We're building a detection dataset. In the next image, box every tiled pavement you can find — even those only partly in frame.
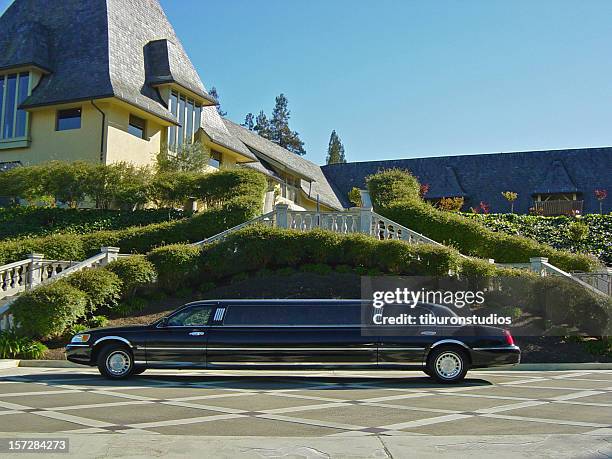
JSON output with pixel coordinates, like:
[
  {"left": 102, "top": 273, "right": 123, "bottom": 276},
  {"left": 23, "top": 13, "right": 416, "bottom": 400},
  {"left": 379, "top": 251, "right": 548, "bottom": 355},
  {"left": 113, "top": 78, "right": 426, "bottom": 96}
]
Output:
[{"left": 0, "top": 368, "right": 610, "bottom": 437}]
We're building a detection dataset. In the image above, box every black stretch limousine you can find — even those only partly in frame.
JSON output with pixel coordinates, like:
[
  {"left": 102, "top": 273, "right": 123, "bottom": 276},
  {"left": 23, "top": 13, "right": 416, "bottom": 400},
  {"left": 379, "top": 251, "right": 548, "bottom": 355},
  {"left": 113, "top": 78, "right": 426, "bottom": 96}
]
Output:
[{"left": 66, "top": 300, "right": 520, "bottom": 383}]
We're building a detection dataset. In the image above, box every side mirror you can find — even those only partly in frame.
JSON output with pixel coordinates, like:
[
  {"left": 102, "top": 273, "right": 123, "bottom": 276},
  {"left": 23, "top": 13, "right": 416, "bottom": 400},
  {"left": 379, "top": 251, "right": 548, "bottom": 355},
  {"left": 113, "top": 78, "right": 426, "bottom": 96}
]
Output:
[{"left": 158, "top": 317, "right": 169, "bottom": 328}]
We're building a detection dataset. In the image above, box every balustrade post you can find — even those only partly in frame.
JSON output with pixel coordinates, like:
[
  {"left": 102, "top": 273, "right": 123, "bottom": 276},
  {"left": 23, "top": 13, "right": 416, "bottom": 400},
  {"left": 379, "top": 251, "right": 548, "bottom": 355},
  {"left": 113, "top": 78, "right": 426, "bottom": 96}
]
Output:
[
  {"left": 100, "top": 247, "right": 120, "bottom": 266},
  {"left": 529, "top": 257, "right": 548, "bottom": 276},
  {"left": 275, "top": 204, "right": 289, "bottom": 229},
  {"left": 27, "top": 253, "right": 44, "bottom": 290},
  {"left": 358, "top": 208, "right": 373, "bottom": 235}
]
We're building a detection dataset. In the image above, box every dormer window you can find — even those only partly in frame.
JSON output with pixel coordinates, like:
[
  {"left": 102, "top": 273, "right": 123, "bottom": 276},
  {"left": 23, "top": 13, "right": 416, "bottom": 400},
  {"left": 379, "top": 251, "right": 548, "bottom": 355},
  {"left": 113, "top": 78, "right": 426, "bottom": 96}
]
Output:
[
  {"left": 0, "top": 72, "right": 31, "bottom": 142},
  {"left": 168, "top": 90, "right": 202, "bottom": 151}
]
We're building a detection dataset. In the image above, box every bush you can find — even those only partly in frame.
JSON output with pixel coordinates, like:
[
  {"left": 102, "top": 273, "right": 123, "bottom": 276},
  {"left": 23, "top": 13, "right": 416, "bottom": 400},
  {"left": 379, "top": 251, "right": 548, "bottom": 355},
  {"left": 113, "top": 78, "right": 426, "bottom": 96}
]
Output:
[
  {"left": 366, "top": 168, "right": 421, "bottom": 209},
  {"left": 366, "top": 170, "right": 601, "bottom": 272},
  {"left": 64, "top": 269, "right": 123, "bottom": 315},
  {"left": 0, "top": 207, "right": 187, "bottom": 241},
  {"left": 111, "top": 298, "right": 147, "bottom": 317},
  {"left": 463, "top": 213, "right": 611, "bottom": 265},
  {"left": 106, "top": 256, "right": 157, "bottom": 299},
  {"left": 0, "top": 330, "right": 47, "bottom": 359},
  {"left": 11, "top": 280, "right": 87, "bottom": 339},
  {"left": 0, "top": 168, "right": 267, "bottom": 265},
  {"left": 147, "top": 244, "right": 202, "bottom": 292},
  {"left": 89, "top": 315, "right": 109, "bottom": 328}
]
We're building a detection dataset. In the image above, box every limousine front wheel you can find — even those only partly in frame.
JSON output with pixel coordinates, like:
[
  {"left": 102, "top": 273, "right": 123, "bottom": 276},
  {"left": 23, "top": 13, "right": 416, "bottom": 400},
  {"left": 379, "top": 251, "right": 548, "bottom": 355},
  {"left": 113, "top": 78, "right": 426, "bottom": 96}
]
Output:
[
  {"left": 97, "top": 344, "right": 134, "bottom": 379},
  {"left": 427, "top": 347, "right": 468, "bottom": 383}
]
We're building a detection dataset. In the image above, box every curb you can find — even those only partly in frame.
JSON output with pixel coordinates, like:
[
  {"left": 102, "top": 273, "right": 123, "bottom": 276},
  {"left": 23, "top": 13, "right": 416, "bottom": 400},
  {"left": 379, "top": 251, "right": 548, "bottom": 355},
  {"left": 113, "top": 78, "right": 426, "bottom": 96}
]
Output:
[
  {"left": 0, "top": 359, "right": 19, "bottom": 369},
  {"left": 18, "top": 360, "right": 81, "bottom": 368},
  {"left": 12, "top": 360, "right": 612, "bottom": 370},
  {"left": 479, "top": 362, "right": 612, "bottom": 371}
]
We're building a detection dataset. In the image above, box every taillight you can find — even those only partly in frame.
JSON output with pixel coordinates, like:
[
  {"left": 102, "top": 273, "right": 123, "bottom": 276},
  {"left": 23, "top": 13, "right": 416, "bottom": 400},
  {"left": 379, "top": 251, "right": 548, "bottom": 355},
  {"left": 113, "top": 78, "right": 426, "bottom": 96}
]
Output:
[{"left": 504, "top": 329, "right": 514, "bottom": 346}]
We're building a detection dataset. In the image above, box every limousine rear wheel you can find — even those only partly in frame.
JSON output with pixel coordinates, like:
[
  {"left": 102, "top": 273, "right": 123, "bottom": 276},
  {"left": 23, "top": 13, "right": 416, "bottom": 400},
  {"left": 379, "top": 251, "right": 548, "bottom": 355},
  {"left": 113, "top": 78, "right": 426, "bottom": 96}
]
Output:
[
  {"left": 97, "top": 344, "right": 134, "bottom": 379},
  {"left": 427, "top": 347, "right": 468, "bottom": 383}
]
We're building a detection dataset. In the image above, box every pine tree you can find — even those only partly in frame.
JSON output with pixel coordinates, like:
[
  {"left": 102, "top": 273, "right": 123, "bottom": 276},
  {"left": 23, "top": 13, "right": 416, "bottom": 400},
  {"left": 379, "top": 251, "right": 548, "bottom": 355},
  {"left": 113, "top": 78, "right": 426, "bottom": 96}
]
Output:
[
  {"left": 269, "top": 94, "right": 306, "bottom": 156},
  {"left": 254, "top": 111, "right": 272, "bottom": 139},
  {"left": 326, "top": 130, "right": 346, "bottom": 164},
  {"left": 208, "top": 86, "right": 227, "bottom": 117},
  {"left": 242, "top": 113, "right": 255, "bottom": 130}
]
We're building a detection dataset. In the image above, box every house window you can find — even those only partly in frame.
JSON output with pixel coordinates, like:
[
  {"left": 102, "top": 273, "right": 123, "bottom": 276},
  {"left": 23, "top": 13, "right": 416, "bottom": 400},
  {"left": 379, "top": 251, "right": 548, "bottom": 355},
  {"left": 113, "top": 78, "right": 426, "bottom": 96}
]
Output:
[
  {"left": 0, "top": 72, "right": 31, "bottom": 140},
  {"left": 208, "top": 151, "right": 221, "bottom": 168},
  {"left": 128, "top": 114, "right": 146, "bottom": 139},
  {"left": 56, "top": 108, "right": 81, "bottom": 131},
  {"left": 167, "top": 90, "right": 202, "bottom": 151}
]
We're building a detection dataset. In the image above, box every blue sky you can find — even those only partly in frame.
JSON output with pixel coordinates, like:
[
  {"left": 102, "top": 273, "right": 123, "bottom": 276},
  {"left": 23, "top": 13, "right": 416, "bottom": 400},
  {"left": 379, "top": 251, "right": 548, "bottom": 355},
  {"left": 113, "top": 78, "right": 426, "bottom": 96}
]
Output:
[{"left": 3, "top": 1, "right": 612, "bottom": 165}]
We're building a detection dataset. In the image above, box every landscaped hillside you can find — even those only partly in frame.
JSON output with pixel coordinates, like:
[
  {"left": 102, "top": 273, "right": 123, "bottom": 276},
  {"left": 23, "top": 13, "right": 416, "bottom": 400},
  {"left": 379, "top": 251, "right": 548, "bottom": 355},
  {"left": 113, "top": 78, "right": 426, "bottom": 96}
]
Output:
[
  {"left": 464, "top": 213, "right": 611, "bottom": 266},
  {"left": 0, "top": 165, "right": 267, "bottom": 265},
  {"left": 366, "top": 169, "right": 602, "bottom": 272},
  {"left": 0, "top": 207, "right": 187, "bottom": 241}
]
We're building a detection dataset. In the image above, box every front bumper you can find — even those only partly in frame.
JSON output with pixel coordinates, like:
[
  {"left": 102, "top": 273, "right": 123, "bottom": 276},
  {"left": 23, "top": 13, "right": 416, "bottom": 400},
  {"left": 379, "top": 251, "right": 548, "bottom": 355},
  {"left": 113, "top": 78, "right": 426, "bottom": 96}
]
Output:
[
  {"left": 65, "top": 344, "right": 93, "bottom": 365},
  {"left": 471, "top": 345, "right": 521, "bottom": 368}
]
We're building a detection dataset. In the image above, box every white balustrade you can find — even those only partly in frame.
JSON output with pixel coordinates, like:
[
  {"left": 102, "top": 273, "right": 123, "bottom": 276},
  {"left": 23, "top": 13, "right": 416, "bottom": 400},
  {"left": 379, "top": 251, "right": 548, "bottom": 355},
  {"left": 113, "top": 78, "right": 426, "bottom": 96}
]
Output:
[{"left": 0, "top": 247, "right": 122, "bottom": 330}]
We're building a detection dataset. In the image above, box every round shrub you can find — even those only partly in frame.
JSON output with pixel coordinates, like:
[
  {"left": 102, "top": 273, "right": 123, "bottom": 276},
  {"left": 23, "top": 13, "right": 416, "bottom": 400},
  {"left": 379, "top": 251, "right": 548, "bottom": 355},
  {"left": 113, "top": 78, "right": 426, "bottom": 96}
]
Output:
[
  {"left": 11, "top": 280, "right": 87, "bottom": 339},
  {"left": 106, "top": 256, "right": 157, "bottom": 299},
  {"left": 147, "top": 244, "right": 202, "bottom": 292},
  {"left": 365, "top": 168, "right": 421, "bottom": 208},
  {"left": 64, "top": 268, "right": 123, "bottom": 314}
]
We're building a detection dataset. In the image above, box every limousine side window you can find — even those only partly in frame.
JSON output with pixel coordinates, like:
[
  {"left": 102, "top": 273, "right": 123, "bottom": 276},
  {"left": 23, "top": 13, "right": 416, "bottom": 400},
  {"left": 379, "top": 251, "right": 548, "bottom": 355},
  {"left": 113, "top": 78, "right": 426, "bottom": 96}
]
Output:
[
  {"left": 223, "top": 305, "right": 362, "bottom": 326},
  {"left": 167, "top": 306, "right": 213, "bottom": 327}
]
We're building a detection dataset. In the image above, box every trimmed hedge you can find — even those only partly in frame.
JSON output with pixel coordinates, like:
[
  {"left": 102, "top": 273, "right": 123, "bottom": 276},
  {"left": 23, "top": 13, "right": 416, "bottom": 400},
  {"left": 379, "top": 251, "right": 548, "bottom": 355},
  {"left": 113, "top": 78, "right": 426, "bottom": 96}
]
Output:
[
  {"left": 0, "top": 207, "right": 186, "bottom": 241},
  {"left": 11, "top": 280, "right": 87, "bottom": 339},
  {"left": 199, "top": 226, "right": 486, "bottom": 279},
  {"left": 64, "top": 269, "right": 123, "bottom": 315},
  {"left": 0, "top": 169, "right": 267, "bottom": 265},
  {"left": 463, "top": 213, "right": 612, "bottom": 265},
  {"left": 106, "top": 256, "right": 157, "bottom": 300},
  {"left": 365, "top": 170, "right": 601, "bottom": 272},
  {"left": 148, "top": 244, "right": 201, "bottom": 292}
]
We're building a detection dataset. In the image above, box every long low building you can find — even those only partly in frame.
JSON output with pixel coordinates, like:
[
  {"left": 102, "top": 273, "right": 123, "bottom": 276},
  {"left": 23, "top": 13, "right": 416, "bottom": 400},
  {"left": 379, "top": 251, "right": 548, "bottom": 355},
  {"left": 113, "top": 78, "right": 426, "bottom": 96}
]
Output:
[{"left": 321, "top": 147, "right": 612, "bottom": 215}]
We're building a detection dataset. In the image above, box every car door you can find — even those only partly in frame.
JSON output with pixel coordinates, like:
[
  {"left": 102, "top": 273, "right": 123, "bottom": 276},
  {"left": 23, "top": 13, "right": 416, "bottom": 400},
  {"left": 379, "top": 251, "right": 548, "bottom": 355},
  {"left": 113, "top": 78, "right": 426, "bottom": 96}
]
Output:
[
  {"left": 377, "top": 304, "right": 430, "bottom": 368},
  {"left": 206, "top": 303, "right": 378, "bottom": 369},
  {"left": 145, "top": 304, "right": 213, "bottom": 368}
]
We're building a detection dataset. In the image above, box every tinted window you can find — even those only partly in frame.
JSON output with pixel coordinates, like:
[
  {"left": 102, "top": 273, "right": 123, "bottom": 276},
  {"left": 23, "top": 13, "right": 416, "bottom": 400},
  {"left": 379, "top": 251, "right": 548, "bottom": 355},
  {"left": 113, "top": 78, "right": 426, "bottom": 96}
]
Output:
[
  {"left": 128, "top": 114, "right": 146, "bottom": 139},
  {"left": 168, "top": 305, "right": 213, "bottom": 326},
  {"left": 15, "top": 73, "right": 29, "bottom": 137},
  {"left": 56, "top": 108, "right": 81, "bottom": 131},
  {"left": 2, "top": 74, "right": 16, "bottom": 139},
  {"left": 224, "top": 304, "right": 361, "bottom": 326}
]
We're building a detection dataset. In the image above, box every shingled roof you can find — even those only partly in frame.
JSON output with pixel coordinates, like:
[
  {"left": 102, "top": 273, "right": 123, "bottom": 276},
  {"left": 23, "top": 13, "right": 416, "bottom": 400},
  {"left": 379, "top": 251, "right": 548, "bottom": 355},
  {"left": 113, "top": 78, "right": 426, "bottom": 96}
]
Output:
[
  {"left": 223, "top": 119, "right": 344, "bottom": 210},
  {"left": 0, "top": 0, "right": 214, "bottom": 123},
  {"left": 322, "top": 147, "right": 612, "bottom": 214}
]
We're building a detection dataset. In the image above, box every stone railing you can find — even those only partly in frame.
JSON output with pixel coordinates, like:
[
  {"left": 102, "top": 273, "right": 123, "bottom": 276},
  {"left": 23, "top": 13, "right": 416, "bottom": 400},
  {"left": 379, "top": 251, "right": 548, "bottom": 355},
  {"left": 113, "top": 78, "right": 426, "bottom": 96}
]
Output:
[
  {"left": 571, "top": 270, "right": 612, "bottom": 296},
  {"left": 285, "top": 209, "right": 361, "bottom": 234},
  {"left": 193, "top": 211, "right": 275, "bottom": 246},
  {"left": 0, "top": 247, "right": 121, "bottom": 331},
  {"left": 496, "top": 257, "right": 610, "bottom": 297}
]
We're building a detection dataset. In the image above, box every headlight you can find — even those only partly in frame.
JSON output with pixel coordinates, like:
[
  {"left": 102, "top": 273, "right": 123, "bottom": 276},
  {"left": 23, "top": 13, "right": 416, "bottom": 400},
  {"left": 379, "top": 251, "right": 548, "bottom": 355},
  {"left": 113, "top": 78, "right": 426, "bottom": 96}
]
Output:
[{"left": 71, "top": 334, "right": 91, "bottom": 344}]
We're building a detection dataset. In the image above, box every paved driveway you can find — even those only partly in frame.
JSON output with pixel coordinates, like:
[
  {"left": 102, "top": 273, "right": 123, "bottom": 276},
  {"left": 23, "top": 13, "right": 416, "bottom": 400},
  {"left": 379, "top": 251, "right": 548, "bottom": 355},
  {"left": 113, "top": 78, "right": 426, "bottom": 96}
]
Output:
[{"left": 0, "top": 368, "right": 610, "bottom": 437}]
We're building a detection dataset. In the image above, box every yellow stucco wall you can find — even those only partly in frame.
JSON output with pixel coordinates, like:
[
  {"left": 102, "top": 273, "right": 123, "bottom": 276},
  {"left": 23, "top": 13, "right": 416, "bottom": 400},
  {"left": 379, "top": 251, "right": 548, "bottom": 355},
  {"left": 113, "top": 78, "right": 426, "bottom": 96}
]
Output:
[
  {"left": 0, "top": 99, "right": 166, "bottom": 168},
  {"left": 104, "top": 102, "right": 164, "bottom": 167},
  {"left": 0, "top": 103, "right": 102, "bottom": 166}
]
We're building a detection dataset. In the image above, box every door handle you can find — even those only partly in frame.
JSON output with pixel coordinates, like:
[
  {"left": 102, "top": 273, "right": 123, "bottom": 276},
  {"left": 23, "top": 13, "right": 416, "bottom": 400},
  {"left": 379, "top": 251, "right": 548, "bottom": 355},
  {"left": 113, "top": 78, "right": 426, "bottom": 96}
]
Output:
[
  {"left": 420, "top": 330, "right": 436, "bottom": 335},
  {"left": 189, "top": 331, "right": 206, "bottom": 336}
]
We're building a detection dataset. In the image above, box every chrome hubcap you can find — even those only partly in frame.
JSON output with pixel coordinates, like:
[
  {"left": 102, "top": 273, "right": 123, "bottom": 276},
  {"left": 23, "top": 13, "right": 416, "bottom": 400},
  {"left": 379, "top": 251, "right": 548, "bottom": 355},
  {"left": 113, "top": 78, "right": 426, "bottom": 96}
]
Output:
[
  {"left": 435, "top": 352, "right": 462, "bottom": 379},
  {"left": 106, "top": 351, "right": 131, "bottom": 376}
]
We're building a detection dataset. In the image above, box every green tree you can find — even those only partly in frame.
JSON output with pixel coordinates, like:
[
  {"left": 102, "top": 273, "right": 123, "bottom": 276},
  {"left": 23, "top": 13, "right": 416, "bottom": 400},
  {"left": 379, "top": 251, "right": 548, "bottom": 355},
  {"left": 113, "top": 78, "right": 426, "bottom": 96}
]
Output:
[
  {"left": 326, "top": 130, "right": 346, "bottom": 164},
  {"left": 270, "top": 94, "right": 306, "bottom": 155},
  {"left": 208, "top": 86, "right": 227, "bottom": 117},
  {"left": 44, "top": 161, "right": 91, "bottom": 207},
  {"left": 156, "top": 141, "right": 211, "bottom": 173},
  {"left": 242, "top": 113, "right": 255, "bottom": 130},
  {"left": 254, "top": 111, "right": 272, "bottom": 139}
]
